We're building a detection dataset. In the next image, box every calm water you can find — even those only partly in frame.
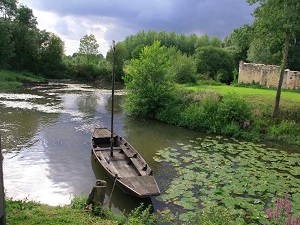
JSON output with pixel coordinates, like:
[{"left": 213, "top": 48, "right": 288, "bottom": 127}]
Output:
[{"left": 0, "top": 83, "right": 201, "bottom": 212}]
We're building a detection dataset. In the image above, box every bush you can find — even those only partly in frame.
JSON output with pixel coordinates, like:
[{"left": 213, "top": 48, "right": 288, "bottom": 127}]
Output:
[
  {"left": 267, "top": 120, "right": 300, "bottom": 145},
  {"left": 217, "top": 92, "right": 252, "bottom": 128},
  {"left": 124, "top": 41, "right": 175, "bottom": 118}
]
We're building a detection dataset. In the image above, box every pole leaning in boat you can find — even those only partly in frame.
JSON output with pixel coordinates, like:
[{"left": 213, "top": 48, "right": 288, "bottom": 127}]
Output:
[{"left": 110, "top": 40, "right": 116, "bottom": 157}]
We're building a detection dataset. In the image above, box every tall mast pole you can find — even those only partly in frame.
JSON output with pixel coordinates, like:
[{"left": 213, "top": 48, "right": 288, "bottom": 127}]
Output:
[{"left": 110, "top": 40, "right": 116, "bottom": 157}]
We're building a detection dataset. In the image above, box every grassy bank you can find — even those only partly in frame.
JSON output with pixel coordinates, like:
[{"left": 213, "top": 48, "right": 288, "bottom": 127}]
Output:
[
  {"left": 155, "top": 83, "right": 300, "bottom": 146},
  {"left": 5, "top": 197, "right": 237, "bottom": 225},
  {"left": 0, "top": 70, "right": 45, "bottom": 88},
  {"left": 5, "top": 198, "right": 122, "bottom": 225}
]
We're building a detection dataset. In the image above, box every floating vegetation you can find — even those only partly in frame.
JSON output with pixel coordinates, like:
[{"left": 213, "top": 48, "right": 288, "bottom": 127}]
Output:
[{"left": 154, "top": 137, "right": 300, "bottom": 224}]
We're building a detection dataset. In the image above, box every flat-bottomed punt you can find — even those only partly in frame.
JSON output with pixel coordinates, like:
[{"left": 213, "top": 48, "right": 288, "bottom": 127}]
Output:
[{"left": 91, "top": 127, "right": 160, "bottom": 198}]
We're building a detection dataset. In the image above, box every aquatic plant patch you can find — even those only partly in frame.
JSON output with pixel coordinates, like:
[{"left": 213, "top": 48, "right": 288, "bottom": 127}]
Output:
[{"left": 154, "top": 137, "right": 300, "bottom": 224}]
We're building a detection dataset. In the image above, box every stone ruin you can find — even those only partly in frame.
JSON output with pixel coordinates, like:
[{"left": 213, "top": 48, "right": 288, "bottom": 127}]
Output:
[{"left": 238, "top": 61, "right": 300, "bottom": 89}]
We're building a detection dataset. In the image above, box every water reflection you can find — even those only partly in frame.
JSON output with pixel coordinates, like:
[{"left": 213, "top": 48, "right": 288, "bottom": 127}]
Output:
[{"left": 0, "top": 83, "right": 202, "bottom": 212}]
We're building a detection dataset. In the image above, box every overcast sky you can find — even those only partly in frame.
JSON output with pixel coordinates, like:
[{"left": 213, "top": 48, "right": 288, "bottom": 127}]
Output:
[{"left": 18, "top": 0, "right": 256, "bottom": 56}]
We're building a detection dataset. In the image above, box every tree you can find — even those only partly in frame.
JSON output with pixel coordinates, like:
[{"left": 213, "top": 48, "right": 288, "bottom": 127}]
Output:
[
  {"left": 0, "top": 19, "right": 14, "bottom": 69},
  {"left": 224, "top": 24, "right": 254, "bottom": 62},
  {"left": 247, "top": 0, "right": 300, "bottom": 116},
  {"left": 15, "top": 4, "right": 37, "bottom": 29},
  {"left": 210, "top": 36, "right": 222, "bottom": 48},
  {"left": 106, "top": 42, "right": 127, "bottom": 81},
  {"left": 195, "top": 34, "right": 210, "bottom": 49},
  {"left": 0, "top": 0, "right": 18, "bottom": 19},
  {"left": 38, "top": 33, "right": 65, "bottom": 78},
  {"left": 195, "top": 46, "right": 235, "bottom": 83},
  {"left": 124, "top": 41, "right": 174, "bottom": 118},
  {"left": 9, "top": 4, "right": 39, "bottom": 72},
  {"left": 247, "top": 38, "right": 282, "bottom": 65},
  {"left": 169, "top": 50, "right": 197, "bottom": 84},
  {"left": 78, "top": 34, "right": 99, "bottom": 63}
]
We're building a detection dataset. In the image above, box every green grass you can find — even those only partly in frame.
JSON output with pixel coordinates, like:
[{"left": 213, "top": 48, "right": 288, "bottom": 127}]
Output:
[
  {"left": 5, "top": 198, "right": 121, "bottom": 225},
  {"left": 5, "top": 198, "right": 236, "bottom": 225},
  {"left": 0, "top": 70, "right": 45, "bottom": 87},
  {"left": 184, "top": 84, "right": 300, "bottom": 107}
]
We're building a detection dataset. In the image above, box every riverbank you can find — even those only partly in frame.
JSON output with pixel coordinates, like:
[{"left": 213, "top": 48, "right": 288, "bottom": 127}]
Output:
[
  {"left": 0, "top": 70, "right": 46, "bottom": 88},
  {"left": 5, "top": 197, "right": 122, "bottom": 225},
  {"left": 154, "top": 83, "right": 300, "bottom": 147},
  {"left": 5, "top": 196, "right": 235, "bottom": 225}
]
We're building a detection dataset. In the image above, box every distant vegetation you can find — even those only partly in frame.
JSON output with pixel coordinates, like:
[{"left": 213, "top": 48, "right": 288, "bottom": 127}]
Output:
[
  {"left": 0, "top": 70, "right": 45, "bottom": 87},
  {"left": 1, "top": 0, "right": 299, "bottom": 86},
  {"left": 1, "top": 0, "right": 300, "bottom": 145}
]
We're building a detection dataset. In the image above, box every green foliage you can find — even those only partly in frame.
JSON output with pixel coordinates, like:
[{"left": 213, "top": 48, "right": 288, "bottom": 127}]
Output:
[
  {"left": 218, "top": 92, "right": 252, "bottom": 127},
  {"left": 0, "top": 19, "right": 14, "bottom": 69},
  {"left": 169, "top": 52, "right": 197, "bottom": 84},
  {"left": 267, "top": 120, "right": 300, "bottom": 145},
  {"left": 247, "top": 39, "right": 282, "bottom": 65},
  {"left": 154, "top": 137, "right": 300, "bottom": 224},
  {"left": 224, "top": 24, "right": 254, "bottom": 63},
  {"left": 123, "top": 30, "right": 211, "bottom": 60},
  {"left": 195, "top": 46, "right": 235, "bottom": 83},
  {"left": 0, "top": 0, "right": 18, "bottom": 19},
  {"left": 70, "top": 195, "right": 88, "bottom": 210},
  {"left": 246, "top": 0, "right": 300, "bottom": 67},
  {"left": 106, "top": 42, "right": 127, "bottom": 81},
  {"left": 124, "top": 41, "right": 175, "bottom": 118},
  {"left": 126, "top": 203, "right": 158, "bottom": 225},
  {"left": 15, "top": 5, "right": 37, "bottom": 28},
  {"left": 159, "top": 90, "right": 253, "bottom": 137},
  {"left": 5, "top": 198, "right": 122, "bottom": 225},
  {"left": 38, "top": 33, "right": 65, "bottom": 79},
  {"left": 0, "top": 69, "right": 45, "bottom": 87},
  {"left": 79, "top": 34, "right": 99, "bottom": 56}
]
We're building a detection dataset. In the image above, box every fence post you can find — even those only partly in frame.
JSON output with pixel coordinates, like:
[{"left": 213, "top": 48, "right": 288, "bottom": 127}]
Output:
[
  {"left": 85, "top": 180, "right": 106, "bottom": 210},
  {"left": 0, "top": 133, "right": 6, "bottom": 225}
]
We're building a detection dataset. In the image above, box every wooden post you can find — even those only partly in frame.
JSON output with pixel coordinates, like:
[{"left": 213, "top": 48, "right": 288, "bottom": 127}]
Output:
[
  {"left": 0, "top": 133, "right": 6, "bottom": 225},
  {"left": 110, "top": 40, "right": 116, "bottom": 158},
  {"left": 85, "top": 180, "right": 106, "bottom": 209}
]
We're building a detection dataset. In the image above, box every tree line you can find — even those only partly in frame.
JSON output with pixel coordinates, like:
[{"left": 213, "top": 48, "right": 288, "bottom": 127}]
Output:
[{"left": 0, "top": 0, "right": 299, "bottom": 90}]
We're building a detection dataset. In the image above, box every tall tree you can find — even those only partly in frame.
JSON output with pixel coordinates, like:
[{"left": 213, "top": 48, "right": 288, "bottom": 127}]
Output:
[
  {"left": 106, "top": 42, "right": 127, "bottom": 81},
  {"left": 38, "top": 33, "right": 65, "bottom": 78},
  {"left": 0, "top": 19, "right": 14, "bottom": 69},
  {"left": 247, "top": 0, "right": 300, "bottom": 116},
  {"left": 224, "top": 24, "right": 254, "bottom": 62},
  {"left": 15, "top": 4, "right": 37, "bottom": 28},
  {"left": 195, "top": 46, "right": 235, "bottom": 82},
  {"left": 78, "top": 34, "right": 99, "bottom": 63},
  {"left": 0, "top": 0, "right": 18, "bottom": 19},
  {"left": 10, "top": 4, "right": 39, "bottom": 72}
]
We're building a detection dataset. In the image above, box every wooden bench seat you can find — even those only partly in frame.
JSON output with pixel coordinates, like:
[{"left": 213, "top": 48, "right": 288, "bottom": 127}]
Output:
[
  {"left": 130, "top": 158, "right": 148, "bottom": 176},
  {"left": 120, "top": 144, "right": 137, "bottom": 158}
]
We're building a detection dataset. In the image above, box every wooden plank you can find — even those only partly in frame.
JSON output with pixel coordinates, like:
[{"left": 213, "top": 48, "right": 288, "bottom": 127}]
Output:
[
  {"left": 120, "top": 144, "right": 137, "bottom": 158},
  {"left": 130, "top": 158, "right": 148, "bottom": 176},
  {"left": 93, "top": 128, "right": 116, "bottom": 139},
  {"left": 120, "top": 176, "right": 160, "bottom": 197}
]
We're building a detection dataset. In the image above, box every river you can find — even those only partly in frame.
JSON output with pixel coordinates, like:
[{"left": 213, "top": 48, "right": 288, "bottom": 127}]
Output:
[{"left": 0, "top": 82, "right": 201, "bottom": 213}]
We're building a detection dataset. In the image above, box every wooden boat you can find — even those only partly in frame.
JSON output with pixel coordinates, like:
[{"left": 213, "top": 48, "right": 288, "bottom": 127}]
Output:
[
  {"left": 91, "top": 127, "right": 160, "bottom": 198},
  {"left": 91, "top": 41, "right": 160, "bottom": 198}
]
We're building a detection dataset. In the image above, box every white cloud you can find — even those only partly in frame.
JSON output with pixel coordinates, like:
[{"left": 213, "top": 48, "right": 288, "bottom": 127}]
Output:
[{"left": 18, "top": 0, "right": 256, "bottom": 56}]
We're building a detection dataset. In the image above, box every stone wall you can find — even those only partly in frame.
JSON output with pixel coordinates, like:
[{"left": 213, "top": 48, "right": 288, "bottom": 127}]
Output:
[{"left": 238, "top": 61, "right": 300, "bottom": 89}]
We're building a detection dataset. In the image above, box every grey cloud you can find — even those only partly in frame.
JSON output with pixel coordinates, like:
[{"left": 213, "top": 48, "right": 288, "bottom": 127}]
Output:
[
  {"left": 24, "top": 0, "right": 255, "bottom": 38},
  {"left": 20, "top": 0, "right": 256, "bottom": 54}
]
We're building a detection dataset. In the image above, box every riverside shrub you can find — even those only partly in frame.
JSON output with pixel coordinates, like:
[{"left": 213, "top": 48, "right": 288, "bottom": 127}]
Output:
[{"left": 178, "top": 92, "right": 253, "bottom": 135}]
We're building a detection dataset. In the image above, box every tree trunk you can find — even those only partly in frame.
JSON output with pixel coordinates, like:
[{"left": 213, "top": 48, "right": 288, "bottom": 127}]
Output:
[{"left": 273, "top": 32, "right": 290, "bottom": 117}]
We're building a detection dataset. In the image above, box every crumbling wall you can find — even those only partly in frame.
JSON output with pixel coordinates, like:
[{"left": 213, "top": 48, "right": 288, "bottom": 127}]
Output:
[{"left": 238, "top": 61, "right": 300, "bottom": 89}]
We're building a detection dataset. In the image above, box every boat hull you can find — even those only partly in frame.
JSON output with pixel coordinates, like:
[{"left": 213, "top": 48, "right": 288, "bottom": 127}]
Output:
[{"left": 91, "top": 128, "right": 160, "bottom": 198}]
